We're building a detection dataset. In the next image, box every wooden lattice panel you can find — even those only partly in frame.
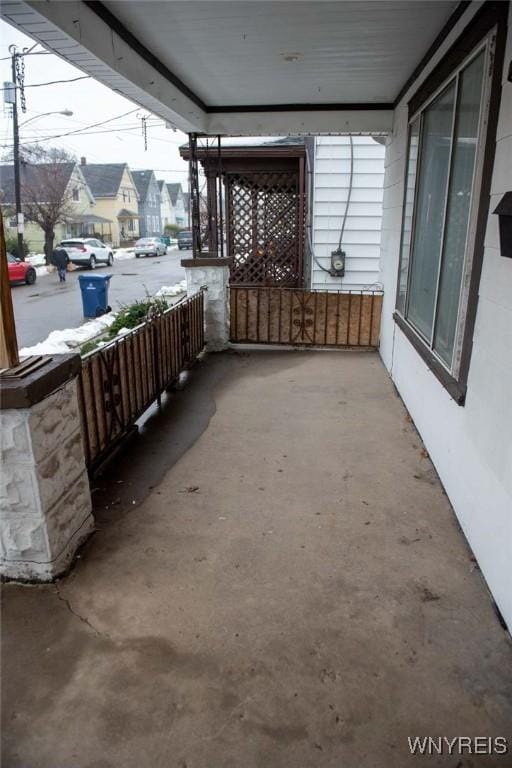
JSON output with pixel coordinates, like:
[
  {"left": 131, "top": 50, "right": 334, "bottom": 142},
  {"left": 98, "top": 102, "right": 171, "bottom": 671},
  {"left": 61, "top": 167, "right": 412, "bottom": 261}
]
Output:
[
  {"left": 230, "top": 287, "right": 383, "bottom": 347},
  {"left": 227, "top": 171, "right": 302, "bottom": 286}
]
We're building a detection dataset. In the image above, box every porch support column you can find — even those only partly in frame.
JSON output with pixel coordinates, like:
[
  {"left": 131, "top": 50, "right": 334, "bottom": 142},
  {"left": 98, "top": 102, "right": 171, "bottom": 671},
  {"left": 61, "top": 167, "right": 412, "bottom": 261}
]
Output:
[
  {"left": 0, "top": 355, "right": 94, "bottom": 581},
  {"left": 181, "top": 257, "right": 232, "bottom": 352},
  {"left": 206, "top": 169, "right": 218, "bottom": 254}
]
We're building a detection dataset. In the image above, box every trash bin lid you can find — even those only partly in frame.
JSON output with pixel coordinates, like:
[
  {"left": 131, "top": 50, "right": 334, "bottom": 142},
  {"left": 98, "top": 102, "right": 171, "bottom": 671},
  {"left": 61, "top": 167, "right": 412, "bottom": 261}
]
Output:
[{"left": 78, "top": 273, "right": 113, "bottom": 283}]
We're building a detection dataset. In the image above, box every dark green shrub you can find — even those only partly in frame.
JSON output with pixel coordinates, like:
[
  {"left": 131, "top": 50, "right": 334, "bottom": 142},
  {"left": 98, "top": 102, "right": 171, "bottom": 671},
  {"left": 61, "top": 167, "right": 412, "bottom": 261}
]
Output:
[{"left": 5, "top": 235, "right": 29, "bottom": 259}]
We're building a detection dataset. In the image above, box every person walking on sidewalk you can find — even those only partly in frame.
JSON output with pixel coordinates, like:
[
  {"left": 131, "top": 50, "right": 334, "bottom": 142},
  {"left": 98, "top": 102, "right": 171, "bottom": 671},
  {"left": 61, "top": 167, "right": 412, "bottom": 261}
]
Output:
[{"left": 51, "top": 245, "right": 70, "bottom": 283}]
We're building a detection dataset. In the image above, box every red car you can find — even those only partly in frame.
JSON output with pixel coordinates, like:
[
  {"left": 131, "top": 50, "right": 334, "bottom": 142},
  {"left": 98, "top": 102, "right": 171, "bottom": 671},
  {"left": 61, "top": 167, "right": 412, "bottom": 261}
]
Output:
[{"left": 7, "top": 253, "right": 37, "bottom": 285}]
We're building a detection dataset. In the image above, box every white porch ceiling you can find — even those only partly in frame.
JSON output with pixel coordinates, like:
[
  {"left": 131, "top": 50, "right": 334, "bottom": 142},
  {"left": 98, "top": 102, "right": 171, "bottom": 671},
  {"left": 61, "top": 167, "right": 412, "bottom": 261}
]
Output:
[
  {"left": 1, "top": 0, "right": 462, "bottom": 135},
  {"left": 105, "top": 0, "right": 459, "bottom": 107}
]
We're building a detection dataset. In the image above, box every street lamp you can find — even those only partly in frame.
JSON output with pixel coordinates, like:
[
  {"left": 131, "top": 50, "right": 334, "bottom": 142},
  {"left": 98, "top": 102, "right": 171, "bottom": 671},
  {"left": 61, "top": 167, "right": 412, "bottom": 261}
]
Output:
[{"left": 19, "top": 109, "right": 73, "bottom": 127}]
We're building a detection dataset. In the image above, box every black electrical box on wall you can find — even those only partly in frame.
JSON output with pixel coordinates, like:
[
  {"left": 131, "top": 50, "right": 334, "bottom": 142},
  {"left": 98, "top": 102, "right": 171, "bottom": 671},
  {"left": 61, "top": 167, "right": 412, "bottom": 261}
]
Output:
[{"left": 493, "top": 192, "right": 512, "bottom": 259}]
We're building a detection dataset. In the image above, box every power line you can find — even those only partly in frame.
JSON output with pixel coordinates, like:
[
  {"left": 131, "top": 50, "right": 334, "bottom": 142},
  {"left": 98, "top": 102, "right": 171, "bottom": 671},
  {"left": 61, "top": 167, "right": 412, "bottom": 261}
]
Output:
[
  {"left": 1, "top": 120, "right": 184, "bottom": 148},
  {"left": 10, "top": 108, "right": 140, "bottom": 146},
  {"left": 0, "top": 75, "right": 90, "bottom": 90},
  {"left": 18, "top": 121, "right": 161, "bottom": 136},
  {"left": 0, "top": 51, "right": 51, "bottom": 61}
]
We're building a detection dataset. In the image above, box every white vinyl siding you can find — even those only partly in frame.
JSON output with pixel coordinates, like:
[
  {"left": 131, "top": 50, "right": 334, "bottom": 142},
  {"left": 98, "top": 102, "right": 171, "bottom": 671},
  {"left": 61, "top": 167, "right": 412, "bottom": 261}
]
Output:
[
  {"left": 311, "top": 136, "right": 386, "bottom": 291},
  {"left": 379, "top": 4, "right": 512, "bottom": 630}
]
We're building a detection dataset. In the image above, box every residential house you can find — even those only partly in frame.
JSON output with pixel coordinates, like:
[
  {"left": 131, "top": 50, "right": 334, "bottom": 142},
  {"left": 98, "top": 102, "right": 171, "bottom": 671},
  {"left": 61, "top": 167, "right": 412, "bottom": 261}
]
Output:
[
  {"left": 0, "top": 161, "right": 99, "bottom": 252},
  {"left": 80, "top": 160, "right": 140, "bottom": 246},
  {"left": 13, "top": 0, "right": 509, "bottom": 631},
  {"left": 2, "top": 1, "right": 512, "bottom": 761},
  {"left": 157, "top": 180, "right": 173, "bottom": 229},
  {"left": 132, "top": 170, "right": 162, "bottom": 237},
  {"left": 182, "top": 191, "right": 190, "bottom": 228},
  {"left": 309, "top": 136, "right": 386, "bottom": 291},
  {"left": 180, "top": 136, "right": 385, "bottom": 287},
  {"left": 167, "top": 182, "right": 186, "bottom": 227}
]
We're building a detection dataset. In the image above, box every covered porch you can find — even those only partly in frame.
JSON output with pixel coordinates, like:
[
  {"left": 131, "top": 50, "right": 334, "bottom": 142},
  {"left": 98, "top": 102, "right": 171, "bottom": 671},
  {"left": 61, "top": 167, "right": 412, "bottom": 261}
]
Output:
[
  {"left": 1, "top": 1, "right": 511, "bottom": 764},
  {"left": 65, "top": 213, "right": 114, "bottom": 242},
  {"left": 3, "top": 350, "right": 511, "bottom": 767},
  {"left": 117, "top": 208, "right": 141, "bottom": 246}
]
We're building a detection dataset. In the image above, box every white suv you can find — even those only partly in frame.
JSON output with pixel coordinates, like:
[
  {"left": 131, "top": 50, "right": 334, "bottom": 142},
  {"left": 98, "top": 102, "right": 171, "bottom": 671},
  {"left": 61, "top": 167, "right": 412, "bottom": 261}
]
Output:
[{"left": 60, "top": 238, "right": 114, "bottom": 269}]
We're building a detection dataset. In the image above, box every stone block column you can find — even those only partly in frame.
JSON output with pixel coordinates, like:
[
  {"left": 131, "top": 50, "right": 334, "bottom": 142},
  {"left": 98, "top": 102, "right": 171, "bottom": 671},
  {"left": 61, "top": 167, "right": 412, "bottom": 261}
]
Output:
[
  {"left": 0, "top": 355, "right": 94, "bottom": 581},
  {"left": 181, "top": 257, "right": 231, "bottom": 352}
]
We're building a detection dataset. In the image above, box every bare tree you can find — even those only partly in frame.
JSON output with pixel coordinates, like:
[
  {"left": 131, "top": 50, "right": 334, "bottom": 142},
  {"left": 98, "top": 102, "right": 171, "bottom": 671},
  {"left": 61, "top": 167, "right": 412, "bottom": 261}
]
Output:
[{"left": 18, "top": 145, "right": 78, "bottom": 263}]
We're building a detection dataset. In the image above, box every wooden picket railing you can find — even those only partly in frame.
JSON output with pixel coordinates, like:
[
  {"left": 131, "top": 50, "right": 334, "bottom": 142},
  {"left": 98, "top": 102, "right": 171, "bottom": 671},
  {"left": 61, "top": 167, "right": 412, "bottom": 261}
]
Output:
[
  {"left": 77, "top": 290, "right": 204, "bottom": 470},
  {"left": 230, "top": 286, "right": 383, "bottom": 347}
]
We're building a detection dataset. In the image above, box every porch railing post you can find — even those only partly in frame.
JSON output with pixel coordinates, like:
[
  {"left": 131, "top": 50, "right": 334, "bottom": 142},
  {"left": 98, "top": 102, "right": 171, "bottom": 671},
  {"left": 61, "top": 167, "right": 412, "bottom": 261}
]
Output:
[{"left": 182, "top": 257, "right": 232, "bottom": 351}]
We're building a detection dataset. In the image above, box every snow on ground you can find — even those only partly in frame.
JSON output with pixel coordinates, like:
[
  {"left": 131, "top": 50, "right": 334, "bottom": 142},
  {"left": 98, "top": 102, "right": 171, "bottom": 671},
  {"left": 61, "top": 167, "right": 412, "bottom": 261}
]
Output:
[
  {"left": 19, "top": 280, "right": 189, "bottom": 357},
  {"left": 112, "top": 247, "right": 136, "bottom": 261},
  {"left": 26, "top": 253, "right": 46, "bottom": 267},
  {"left": 20, "top": 312, "right": 118, "bottom": 357},
  {"left": 155, "top": 280, "right": 187, "bottom": 297}
]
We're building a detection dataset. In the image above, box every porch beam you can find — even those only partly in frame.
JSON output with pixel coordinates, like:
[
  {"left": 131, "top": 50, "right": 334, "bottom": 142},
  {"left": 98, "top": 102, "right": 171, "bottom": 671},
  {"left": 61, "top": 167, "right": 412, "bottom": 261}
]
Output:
[
  {"left": 206, "top": 109, "right": 394, "bottom": 136},
  {"left": 5, "top": 0, "right": 207, "bottom": 134},
  {"left": 0, "top": 215, "right": 19, "bottom": 370}
]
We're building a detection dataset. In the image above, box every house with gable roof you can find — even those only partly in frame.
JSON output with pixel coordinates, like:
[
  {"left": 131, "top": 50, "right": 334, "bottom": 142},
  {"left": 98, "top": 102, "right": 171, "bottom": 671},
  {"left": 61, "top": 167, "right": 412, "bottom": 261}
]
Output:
[
  {"left": 157, "top": 180, "right": 173, "bottom": 230},
  {"left": 167, "top": 183, "right": 186, "bottom": 227},
  {"left": 132, "top": 170, "right": 162, "bottom": 237},
  {"left": 80, "top": 159, "right": 140, "bottom": 246},
  {"left": 0, "top": 159, "right": 100, "bottom": 253}
]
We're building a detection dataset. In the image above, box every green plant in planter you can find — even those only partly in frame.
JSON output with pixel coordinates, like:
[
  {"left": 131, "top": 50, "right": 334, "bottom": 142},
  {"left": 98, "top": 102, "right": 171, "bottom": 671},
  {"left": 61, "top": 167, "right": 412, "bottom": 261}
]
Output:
[
  {"left": 80, "top": 294, "right": 170, "bottom": 356},
  {"left": 106, "top": 296, "right": 169, "bottom": 339},
  {"left": 80, "top": 339, "right": 101, "bottom": 355}
]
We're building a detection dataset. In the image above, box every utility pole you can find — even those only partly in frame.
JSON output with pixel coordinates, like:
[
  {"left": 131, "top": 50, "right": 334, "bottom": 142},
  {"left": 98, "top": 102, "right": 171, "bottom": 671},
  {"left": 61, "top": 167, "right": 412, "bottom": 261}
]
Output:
[{"left": 9, "top": 46, "right": 25, "bottom": 261}]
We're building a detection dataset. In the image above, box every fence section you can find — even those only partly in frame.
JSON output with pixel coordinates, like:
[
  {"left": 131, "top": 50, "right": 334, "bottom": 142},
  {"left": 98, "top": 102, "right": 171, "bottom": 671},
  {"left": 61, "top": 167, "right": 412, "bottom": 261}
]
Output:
[
  {"left": 230, "top": 287, "right": 383, "bottom": 347},
  {"left": 77, "top": 290, "right": 204, "bottom": 470}
]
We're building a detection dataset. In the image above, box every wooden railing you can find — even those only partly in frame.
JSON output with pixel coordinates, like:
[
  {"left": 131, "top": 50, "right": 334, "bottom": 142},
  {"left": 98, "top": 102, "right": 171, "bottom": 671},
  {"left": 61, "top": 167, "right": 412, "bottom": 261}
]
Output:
[
  {"left": 77, "top": 290, "right": 204, "bottom": 471},
  {"left": 230, "top": 286, "right": 383, "bottom": 347}
]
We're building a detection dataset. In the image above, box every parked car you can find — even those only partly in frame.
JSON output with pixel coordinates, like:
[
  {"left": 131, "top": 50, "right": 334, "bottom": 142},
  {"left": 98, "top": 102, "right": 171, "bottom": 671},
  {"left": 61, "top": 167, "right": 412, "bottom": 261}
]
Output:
[
  {"left": 7, "top": 253, "right": 37, "bottom": 285},
  {"left": 134, "top": 237, "right": 167, "bottom": 258},
  {"left": 59, "top": 238, "right": 113, "bottom": 269},
  {"left": 177, "top": 230, "right": 193, "bottom": 250}
]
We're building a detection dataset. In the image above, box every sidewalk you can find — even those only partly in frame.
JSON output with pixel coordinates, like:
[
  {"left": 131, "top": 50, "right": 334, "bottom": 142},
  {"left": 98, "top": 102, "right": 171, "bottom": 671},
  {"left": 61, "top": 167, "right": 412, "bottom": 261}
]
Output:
[{"left": 3, "top": 350, "right": 511, "bottom": 768}]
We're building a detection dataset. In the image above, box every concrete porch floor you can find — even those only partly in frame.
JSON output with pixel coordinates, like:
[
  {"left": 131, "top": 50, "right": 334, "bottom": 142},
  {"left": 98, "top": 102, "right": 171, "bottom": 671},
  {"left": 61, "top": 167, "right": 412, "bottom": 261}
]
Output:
[{"left": 2, "top": 350, "right": 511, "bottom": 768}]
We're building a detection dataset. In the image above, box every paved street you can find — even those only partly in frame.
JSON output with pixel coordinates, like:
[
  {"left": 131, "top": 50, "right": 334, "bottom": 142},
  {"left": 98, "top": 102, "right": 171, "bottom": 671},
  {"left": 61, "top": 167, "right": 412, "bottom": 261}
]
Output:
[{"left": 11, "top": 249, "right": 189, "bottom": 348}]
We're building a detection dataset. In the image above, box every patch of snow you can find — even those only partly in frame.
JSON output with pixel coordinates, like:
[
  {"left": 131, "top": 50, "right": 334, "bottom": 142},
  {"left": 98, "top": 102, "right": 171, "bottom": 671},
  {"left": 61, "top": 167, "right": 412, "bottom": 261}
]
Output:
[
  {"left": 113, "top": 248, "right": 136, "bottom": 261},
  {"left": 26, "top": 253, "right": 46, "bottom": 267},
  {"left": 155, "top": 280, "right": 187, "bottom": 297},
  {"left": 35, "top": 265, "right": 51, "bottom": 277},
  {"left": 113, "top": 326, "right": 131, "bottom": 337},
  {"left": 20, "top": 312, "right": 117, "bottom": 357},
  {"left": 19, "top": 280, "right": 188, "bottom": 358}
]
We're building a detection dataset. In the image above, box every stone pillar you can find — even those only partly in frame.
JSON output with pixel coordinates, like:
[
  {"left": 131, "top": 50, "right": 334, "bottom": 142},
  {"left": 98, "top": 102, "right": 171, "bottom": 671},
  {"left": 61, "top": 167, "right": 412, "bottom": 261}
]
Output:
[
  {"left": 181, "top": 257, "right": 231, "bottom": 352},
  {"left": 0, "top": 355, "right": 94, "bottom": 581}
]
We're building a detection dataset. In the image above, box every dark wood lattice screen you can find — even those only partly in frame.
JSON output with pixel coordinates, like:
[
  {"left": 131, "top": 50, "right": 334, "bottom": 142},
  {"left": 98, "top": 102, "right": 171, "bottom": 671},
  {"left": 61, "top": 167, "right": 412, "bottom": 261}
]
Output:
[{"left": 227, "top": 171, "right": 303, "bottom": 286}]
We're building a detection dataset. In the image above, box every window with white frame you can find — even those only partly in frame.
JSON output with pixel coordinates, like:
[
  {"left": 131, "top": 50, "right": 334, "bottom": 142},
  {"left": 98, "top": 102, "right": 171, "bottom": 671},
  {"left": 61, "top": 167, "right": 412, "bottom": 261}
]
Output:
[
  {"left": 72, "top": 187, "right": 80, "bottom": 201},
  {"left": 396, "top": 38, "right": 492, "bottom": 377}
]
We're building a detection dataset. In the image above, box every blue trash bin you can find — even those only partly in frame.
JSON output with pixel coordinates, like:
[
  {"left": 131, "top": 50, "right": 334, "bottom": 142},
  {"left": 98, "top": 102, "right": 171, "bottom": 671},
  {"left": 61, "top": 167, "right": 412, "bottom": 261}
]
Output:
[{"left": 78, "top": 274, "right": 113, "bottom": 318}]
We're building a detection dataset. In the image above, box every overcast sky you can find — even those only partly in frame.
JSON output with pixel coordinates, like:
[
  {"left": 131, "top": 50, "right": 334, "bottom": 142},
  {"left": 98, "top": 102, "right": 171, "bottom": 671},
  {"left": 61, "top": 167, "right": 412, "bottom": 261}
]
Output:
[
  {"left": 0, "top": 18, "right": 191, "bottom": 184},
  {"left": 0, "top": 15, "right": 279, "bottom": 193}
]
